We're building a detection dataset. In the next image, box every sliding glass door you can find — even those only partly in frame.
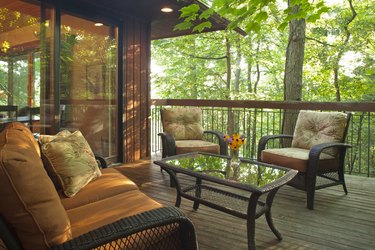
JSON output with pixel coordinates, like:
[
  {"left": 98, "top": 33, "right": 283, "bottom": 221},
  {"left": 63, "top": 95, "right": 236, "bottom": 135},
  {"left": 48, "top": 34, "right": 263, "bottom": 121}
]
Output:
[
  {"left": 0, "top": 0, "right": 119, "bottom": 159},
  {"left": 59, "top": 12, "right": 118, "bottom": 158}
]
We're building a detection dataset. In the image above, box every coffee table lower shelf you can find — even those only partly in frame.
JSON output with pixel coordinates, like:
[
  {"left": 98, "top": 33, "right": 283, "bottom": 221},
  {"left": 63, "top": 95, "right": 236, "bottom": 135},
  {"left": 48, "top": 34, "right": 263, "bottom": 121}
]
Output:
[
  {"left": 181, "top": 184, "right": 268, "bottom": 219},
  {"left": 174, "top": 181, "right": 282, "bottom": 250}
]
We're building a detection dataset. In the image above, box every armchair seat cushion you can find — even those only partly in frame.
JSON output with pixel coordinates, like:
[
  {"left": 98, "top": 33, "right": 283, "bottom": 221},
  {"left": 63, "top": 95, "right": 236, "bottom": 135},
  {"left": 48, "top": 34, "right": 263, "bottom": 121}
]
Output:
[
  {"left": 176, "top": 140, "right": 220, "bottom": 155},
  {"left": 261, "top": 147, "right": 339, "bottom": 172}
]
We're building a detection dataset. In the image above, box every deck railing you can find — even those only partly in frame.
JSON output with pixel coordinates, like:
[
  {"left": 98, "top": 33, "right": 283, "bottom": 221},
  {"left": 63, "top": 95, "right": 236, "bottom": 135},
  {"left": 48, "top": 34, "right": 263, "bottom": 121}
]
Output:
[{"left": 151, "top": 99, "right": 375, "bottom": 177}]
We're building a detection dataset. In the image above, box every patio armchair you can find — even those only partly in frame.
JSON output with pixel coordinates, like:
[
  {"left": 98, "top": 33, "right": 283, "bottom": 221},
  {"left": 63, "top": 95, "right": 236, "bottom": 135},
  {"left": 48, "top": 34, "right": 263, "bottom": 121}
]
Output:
[
  {"left": 257, "top": 110, "right": 352, "bottom": 210},
  {"left": 0, "top": 105, "right": 17, "bottom": 118},
  {"left": 158, "top": 107, "right": 227, "bottom": 158}
]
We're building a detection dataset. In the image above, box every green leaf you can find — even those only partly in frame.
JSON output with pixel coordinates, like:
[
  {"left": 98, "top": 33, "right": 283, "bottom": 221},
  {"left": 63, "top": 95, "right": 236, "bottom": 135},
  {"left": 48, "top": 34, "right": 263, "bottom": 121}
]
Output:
[
  {"left": 277, "top": 22, "right": 288, "bottom": 31},
  {"left": 227, "top": 19, "right": 240, "bottom": 30},
  {"left": 179, "top": 4, "right": 200, "bottom": 18},
  {"left": 174, "top": 21, "right": 193, "bottom": 31},
  {"left": 192, "top": 21, "right": 213, "bottom": 32},
  {"left": 199, "top": 8, "right": 214, "bottom": 20},
  {"left": 306, "top": 13, "right": 320, "bottom": 23},
  {"left": 254, "top": 11, "right": 269, "bottom": 22},
  {"left": 245, "top": 22, "right": 260, "bottom": 33}
]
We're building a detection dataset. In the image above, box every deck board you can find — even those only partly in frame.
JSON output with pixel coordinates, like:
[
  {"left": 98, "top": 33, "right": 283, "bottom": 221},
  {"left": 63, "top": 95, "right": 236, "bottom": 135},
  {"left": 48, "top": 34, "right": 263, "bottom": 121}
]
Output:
[{"left": 114, "top": 160, "right": 375, "bottom": 250}]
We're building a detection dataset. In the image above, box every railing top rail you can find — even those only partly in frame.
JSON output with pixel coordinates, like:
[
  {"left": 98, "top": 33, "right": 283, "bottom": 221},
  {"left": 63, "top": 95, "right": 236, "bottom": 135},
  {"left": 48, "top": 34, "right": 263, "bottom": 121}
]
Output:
[{"left": 151, "top": 99, "right": 375, "bottom": 112}]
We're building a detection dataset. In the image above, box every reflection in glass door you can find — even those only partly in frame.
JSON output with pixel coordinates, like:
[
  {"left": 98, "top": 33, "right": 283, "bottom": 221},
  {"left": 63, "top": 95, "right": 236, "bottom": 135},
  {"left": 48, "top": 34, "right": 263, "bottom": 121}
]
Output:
[{"left": 60, "top": 13, "right": 118, "bottom": 158}]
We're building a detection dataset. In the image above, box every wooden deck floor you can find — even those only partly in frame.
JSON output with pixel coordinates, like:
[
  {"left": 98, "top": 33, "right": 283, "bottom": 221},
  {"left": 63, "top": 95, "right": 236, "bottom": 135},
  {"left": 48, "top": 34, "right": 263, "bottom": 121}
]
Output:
[{"left": 114, "top": 159, "right": 375, "bottom": 250}]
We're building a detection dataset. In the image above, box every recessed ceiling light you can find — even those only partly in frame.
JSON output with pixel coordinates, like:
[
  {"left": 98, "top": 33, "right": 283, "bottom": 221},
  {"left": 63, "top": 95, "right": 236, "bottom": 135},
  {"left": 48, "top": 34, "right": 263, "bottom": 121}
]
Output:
[
  {"left": 94, "top": 23, "right": 103, "bottom": 27},
  {"left": 161, "top": 7, "right": 173, "bottom": 13}
]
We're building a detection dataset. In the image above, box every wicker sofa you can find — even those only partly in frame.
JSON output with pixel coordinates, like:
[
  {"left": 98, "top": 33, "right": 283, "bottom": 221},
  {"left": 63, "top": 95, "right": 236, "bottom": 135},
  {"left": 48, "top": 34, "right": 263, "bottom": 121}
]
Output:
[{"left": 0, "top": 122, "right": 197, "bottom": 250}]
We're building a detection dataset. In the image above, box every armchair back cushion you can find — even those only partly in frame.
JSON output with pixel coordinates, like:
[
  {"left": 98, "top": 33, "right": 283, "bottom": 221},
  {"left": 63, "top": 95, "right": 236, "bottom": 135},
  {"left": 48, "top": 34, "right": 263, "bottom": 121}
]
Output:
[
  {"left": 161, "top": 108, "right": 204, "bottom": 140},
  {"left": 291, "top": 111, "right": 348, "bottom": 157},
  {"left": 0, "top": 122, "right": 72, "bottom": 250}
]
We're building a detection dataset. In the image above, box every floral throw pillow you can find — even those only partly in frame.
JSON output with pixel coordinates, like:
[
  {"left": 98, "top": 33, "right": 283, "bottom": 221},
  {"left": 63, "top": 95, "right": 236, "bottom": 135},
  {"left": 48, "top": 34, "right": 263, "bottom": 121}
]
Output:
[
  {"left": 39, "top": 130, "right": 72, "bottom": 190},
  {"left": 41, "top": 130, "right": 101, "bottom": 197}
]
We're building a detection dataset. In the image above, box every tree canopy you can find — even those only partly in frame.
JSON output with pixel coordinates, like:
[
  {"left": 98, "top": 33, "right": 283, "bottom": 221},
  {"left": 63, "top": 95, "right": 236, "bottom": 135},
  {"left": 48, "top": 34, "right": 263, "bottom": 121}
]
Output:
[{"left": 151, "top": 0, "right": 374, "bottom": 102}]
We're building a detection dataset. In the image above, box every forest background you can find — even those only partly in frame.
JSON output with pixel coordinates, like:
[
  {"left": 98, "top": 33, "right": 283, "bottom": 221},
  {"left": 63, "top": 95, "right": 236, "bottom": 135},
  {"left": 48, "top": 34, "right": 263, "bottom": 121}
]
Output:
[
  {"left": 150, "top": 0, "right": 374, "bottom": 176},
  {"left": 151, "top": 0, "right": 374, "bottom": 103}
]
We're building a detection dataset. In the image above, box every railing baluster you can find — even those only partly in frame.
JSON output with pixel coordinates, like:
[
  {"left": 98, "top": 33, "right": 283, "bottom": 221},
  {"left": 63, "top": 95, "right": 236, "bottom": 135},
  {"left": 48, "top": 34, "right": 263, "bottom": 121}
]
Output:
[{"left": 150, "top": 103, "right": 374, "bottom": 177}]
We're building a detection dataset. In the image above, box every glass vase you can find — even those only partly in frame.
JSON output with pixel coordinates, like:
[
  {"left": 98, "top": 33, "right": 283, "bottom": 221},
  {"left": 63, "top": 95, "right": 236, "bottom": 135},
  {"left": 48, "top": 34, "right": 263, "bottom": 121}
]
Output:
[{"left": 230, "top": 150, "right": 241, "bottom": 178}]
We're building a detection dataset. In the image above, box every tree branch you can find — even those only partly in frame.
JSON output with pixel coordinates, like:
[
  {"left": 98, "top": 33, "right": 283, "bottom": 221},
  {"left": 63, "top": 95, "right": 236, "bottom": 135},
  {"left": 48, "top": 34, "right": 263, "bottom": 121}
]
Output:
[
  {"left": 188, "top": 54, "right": 227, "bottom": 60},
  {"left": 306, "top": 36, "right": 335, "bottom": 47}
]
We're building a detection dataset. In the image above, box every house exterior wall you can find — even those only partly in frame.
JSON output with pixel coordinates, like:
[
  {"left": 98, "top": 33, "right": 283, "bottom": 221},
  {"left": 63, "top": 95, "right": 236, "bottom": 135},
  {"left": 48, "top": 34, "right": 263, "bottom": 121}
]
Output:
[{"left": 122, "top": 17, "right": 151, "bottom": 162}]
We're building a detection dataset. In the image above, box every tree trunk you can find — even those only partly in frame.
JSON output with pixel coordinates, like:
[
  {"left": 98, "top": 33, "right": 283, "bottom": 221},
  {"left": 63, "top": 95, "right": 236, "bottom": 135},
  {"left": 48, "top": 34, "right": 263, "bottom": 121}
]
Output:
[
  {"left": 247, "top": 56, "right": 252, "bottom": 92},
  {"left": 282, "top": 1, "right": 306, "bottom": 138},
  {"left": 226, "top": 33, "right": 234, "bottom": 134},
  {"left": 234, "top": 37, "right": 241, "bottom": 92},
  {"left": 332, "top": 0, "right": 357, "bottom": 102}
]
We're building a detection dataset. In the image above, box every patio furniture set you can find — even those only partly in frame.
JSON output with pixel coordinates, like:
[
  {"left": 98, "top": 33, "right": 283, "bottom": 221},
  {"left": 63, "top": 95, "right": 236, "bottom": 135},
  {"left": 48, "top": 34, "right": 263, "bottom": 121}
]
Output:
[
  {"left": 155, "top": 107, "right": 352, "bottom": 249},
  {"left": 0, "top": 107, "right": 351, "bottom": 249}
]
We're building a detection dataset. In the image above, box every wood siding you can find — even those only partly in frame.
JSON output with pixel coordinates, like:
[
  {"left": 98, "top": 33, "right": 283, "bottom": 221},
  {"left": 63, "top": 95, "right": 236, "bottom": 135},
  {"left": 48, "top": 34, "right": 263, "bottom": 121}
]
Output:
[{"left": 123, "top": 17, "right": 151, "bottom": 163}]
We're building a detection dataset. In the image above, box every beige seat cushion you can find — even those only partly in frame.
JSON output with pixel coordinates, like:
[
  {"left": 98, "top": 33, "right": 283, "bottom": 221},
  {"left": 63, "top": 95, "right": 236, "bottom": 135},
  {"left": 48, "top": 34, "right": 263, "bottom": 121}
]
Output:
[
  {"left": 60, "top": 168, "right": 139, "bottom": 210},
  {"left": 175, "top": 140, "right": 220, "bottom": 155},
  {"left": 40, "top": 130, "right": 101, "bottom": 197},
  {"left": 292, "top": 111, "right": 348, "bottom": 157},
  {"left": 261, "top": 147, "right": 339, "bottom": 172},
  {"left": 0, "top": 122, "right": 72, "bottom": 250},
  {"left": 67, "top": 190, "right": 163, "bottom": 238},
  {"left": 161, "top": 107, "right": 204, "bottom": 140}
]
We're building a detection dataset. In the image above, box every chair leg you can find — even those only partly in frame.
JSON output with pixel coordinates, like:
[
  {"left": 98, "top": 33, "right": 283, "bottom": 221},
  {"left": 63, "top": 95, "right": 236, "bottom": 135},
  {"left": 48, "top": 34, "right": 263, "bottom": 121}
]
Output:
[
  {"left": 342, "top": 182, "right": 348, "bottom": 195},
  {"left": 338, "top": 170, "right": 348, "bottom": 195},
  {"left": 306, "top": 190, "right": 315, "bottom": 210},
  {"left": 306, "top": 175, "right": 316, "bottom": 210}
]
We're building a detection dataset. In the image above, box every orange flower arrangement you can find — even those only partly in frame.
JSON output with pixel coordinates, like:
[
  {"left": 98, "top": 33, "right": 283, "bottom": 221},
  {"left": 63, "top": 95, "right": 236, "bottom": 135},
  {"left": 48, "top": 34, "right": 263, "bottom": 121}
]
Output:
[{"left": 223, "top": 133, "right": 245, "bottom": 150}]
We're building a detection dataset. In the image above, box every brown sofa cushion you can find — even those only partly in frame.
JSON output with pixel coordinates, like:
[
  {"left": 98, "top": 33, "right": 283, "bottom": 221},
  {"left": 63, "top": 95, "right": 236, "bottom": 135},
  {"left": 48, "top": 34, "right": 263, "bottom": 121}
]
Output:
[
  {"left": 60, "top": 168, "right": 139, "bottom": 210},
  {"left": 67, "top": 190, "right": 163, "bottom": 237},
  {"left": 161, "top": 108, "right": 204, "bottom": 140},
  {"left": 41, "top": 130, "right": 101, "bottom": 197},
  {"left": 175, "top": 140, "right": 220, "bottom": 155},
  {"left": 261, "top": 147, "right": 339, "bottom": 172},
  {"left": 0, "top": 122, "right": 72, "bottom": 250}
]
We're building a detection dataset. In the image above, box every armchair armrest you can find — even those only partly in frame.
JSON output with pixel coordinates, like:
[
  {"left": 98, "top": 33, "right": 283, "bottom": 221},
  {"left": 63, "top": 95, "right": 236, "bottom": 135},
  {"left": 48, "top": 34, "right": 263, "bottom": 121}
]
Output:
[
  {"left": 94, "top": 155, "right": 107, "bottom": 169},
  {"left": 158, "top": 132, "right": 176, "bottom": 158},
  {"left": 204, "top": 130, "right": 228, "bottom": 155},
  {"left": 50, "top": 206, "right": 197, "bottom": 250},
  {"left": 257, "top": 134, "right": 293, "bottom": 160},
  {"left": 307, "top": 142, "right": 352, "bottom": 176}
]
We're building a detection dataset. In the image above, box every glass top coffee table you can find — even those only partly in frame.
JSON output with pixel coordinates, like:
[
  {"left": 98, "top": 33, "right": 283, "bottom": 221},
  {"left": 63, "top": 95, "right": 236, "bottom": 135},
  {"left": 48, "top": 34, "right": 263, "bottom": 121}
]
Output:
[{"left": 154, "top": 152, "right": 298, "bottom": 250}]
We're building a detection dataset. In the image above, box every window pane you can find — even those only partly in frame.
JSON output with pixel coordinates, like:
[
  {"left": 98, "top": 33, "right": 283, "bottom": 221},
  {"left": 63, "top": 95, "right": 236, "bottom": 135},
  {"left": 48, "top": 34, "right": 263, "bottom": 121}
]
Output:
[
  {"left": 0, "top": 0, "right": 40, "bottom": 109},
  {"left": 60, "top": 13, "right": 118, "bottom": 158}
]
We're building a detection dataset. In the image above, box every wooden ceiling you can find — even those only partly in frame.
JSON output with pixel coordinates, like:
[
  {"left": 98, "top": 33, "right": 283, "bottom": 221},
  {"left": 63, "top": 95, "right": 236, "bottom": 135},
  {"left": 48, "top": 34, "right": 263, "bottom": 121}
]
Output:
[
  {"left": 69, "top": 0, "right": 240, "bottom": 40},
  {"left": 1, "top": 0, "right": 244, "bottom": 40}
]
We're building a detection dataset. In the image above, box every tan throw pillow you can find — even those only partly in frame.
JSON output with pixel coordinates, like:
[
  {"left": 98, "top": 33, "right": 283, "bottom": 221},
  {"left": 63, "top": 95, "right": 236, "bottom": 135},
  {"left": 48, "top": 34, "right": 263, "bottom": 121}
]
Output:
[
  {"left": 161, "top": 107, "right": 204, "bottom": 140},
  {"left": 41, "top": 130, "right": 101, "bottom": 197},
  {"left": 0, "top": 122, "right": 72, "bottom": 249},
  {"left": 39, "top": 130, "right": 72, "bottom": 144}
]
